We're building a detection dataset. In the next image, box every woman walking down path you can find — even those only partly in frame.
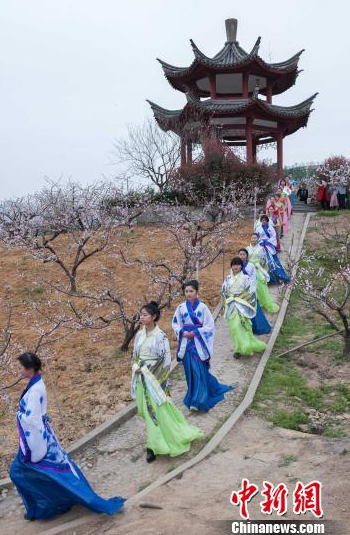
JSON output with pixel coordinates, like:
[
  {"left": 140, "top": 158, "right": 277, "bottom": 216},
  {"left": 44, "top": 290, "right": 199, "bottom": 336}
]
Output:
[
  {"left": 238, "top": 248, "right": 271, "bottom": 336},
  {"left": 256, "top": 216, "right": 291, "bottom": 284},
  {"left": 10, "top": 353, "right": 125, "bottom": 521},
  {"left": 267, "top": 205, "right": 281, "bottom": 252},
  {"left": 132, "top": 302, "right": 203, "bottom": 463},
  {"left": 247, "top": 233, "right": 279, "bottom": 314},
  {"left": 222, "top": 257, "right": 267, "bottom": 359},
  {"left": 278, "top": 178, "right": 293, "bottom": 219},
  {"left": 172, "top": 281, "right": 233, "bottom": 412},
  {"left": 276, "top": 189, "right": 289, "bottom": 237}
]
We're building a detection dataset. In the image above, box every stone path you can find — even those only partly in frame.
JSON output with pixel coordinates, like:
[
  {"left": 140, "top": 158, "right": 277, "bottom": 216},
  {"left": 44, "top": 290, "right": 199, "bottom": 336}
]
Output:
[{"left": 0, "top": 214, "right": 306, "bottom": 535}]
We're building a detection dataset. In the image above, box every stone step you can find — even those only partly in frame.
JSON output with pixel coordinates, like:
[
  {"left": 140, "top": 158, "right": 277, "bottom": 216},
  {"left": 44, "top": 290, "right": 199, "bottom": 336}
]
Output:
[
  {"left": 293, "top": 207, "right": 317, "bottom": 213},
  {"left": 293, "top": 202, "right": 317, "bottom": 213}
]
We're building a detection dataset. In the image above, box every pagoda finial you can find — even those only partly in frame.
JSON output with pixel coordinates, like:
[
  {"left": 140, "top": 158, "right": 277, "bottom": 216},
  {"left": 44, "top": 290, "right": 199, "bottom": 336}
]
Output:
[{"left": 225, "top": 18, "right": 238, "bottom": 43}]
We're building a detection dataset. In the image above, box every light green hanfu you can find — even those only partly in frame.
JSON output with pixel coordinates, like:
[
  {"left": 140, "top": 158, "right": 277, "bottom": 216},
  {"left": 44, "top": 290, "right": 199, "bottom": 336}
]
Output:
[
  {"left": 247, "top": 244, "right": 279, "bottom": 314},
  {"left": 131, "top": 326, "right": 203, "bottom": 457},
  {"left": 222, "top": 271, "right": 267, "bottom": 356}
]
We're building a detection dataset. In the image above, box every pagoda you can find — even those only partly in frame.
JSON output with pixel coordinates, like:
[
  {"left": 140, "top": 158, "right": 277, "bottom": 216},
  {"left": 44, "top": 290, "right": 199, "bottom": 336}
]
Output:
[{"left": 147, "top": 18, "right": 317, "bottom": 179}]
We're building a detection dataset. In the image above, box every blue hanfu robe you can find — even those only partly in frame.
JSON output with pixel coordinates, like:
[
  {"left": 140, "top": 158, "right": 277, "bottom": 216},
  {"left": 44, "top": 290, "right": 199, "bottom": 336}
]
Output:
[
  {"left": 256, "top": 224, "right": 291, "bottom": 284},
  {"left": 172, "top": 300, "right": 233, "bottom": 412},
  {"left": 242, "top": 261, "right": 271, "bottom": 335},
  {"left": 10, "top": 374, "right": 125, "bottom": 520}
]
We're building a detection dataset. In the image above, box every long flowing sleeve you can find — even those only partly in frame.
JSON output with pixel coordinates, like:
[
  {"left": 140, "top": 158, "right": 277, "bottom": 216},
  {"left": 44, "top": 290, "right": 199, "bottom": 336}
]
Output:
[
  {"left": 131, "top": 332, "right": 141, "bottom": 399},
  {"left": 195, "top": 304, "right": 215, "bottom": 359},
  {"left": 268, "top": 225, "right": 277, "bottom": 247},
  {"left": 172, "top": 305, "right": 183, "bottom": 340},
  {"left": 221, "top": 276, "right": 230, "bottom": 299},
  {"left": 158, "top": 333, "right": 172, "bottom": 370},
  {"left": 245, "top": 263, "right": 257, "bottom": 294},
  {"left": 18, "top": 389, "right": 47, "bottom": 463}
]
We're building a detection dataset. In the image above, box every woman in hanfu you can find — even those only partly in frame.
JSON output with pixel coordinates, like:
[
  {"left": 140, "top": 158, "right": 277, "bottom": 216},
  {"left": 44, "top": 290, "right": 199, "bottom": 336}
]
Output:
[
  {"left": 290, "top": 179, "right": 297, "bottom": 208},
  {"left": 247, "top": 233, "right": 279, "bottom": 314},
  {"left": 275, "top": 188, "right": 289, "bottom": 237},
  {"left": 132, "top": 301, "right": 202, "bottom": 463},
  {"left": 267, "top": 205, "right": 281, "bottom": 252},
  {"left": 279, "top": 178, "right": 293, "bottom": 219},
  {"left": 238, "top": 248, "right": 271, "bottom": 336},
  {"left": 172, "top": 280, "right": 233, "bottom": 412},
  {"left": 10, "top": 353, "right": 125, "bottom": 521},
  {"left": 254, "top": 209, "right": 266, "bottom": 231},
  {"left": 221, "top": 257, "right": 267, "bottom": 359},
  {"left": 256, "top": 215, "right": 291, "bottom": 284}
]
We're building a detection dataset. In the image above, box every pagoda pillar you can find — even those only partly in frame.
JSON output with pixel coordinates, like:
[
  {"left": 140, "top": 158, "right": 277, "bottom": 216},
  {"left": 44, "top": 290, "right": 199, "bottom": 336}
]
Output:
[
  {"left": 267, "top": 81, "right": 273, "bottom": 104},
  {"left": 276, "top": 130, "right": 283, "bottom": 179},
  {"left": 245, "top": 118, "right": 253, "bottom": 165},
  {"left": 187, "top": 141, "right": 193, "bottom": 164},
  {"left": 242, "top": 72, "right": 249, "bottom": 98},
  {"left": 181, "top": 137, "right": 187, "bottom": 166},
  {"left": 209, "top": 74, "right": 216, "bottom": 98},
  {"left": 252, "top": 140, "right": 257, "bottom": 164}
]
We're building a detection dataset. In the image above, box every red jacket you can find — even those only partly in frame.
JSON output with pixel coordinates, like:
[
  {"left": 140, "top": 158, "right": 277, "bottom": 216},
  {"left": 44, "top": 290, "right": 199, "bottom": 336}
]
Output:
[{"left": 318, "top": 185, "right": 330, "bottom": 202}]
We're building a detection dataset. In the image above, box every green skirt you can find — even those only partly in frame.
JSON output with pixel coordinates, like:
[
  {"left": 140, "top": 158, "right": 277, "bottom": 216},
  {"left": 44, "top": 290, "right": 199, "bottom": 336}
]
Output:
[
  {"left": 257, "top": 277, "right": 279, "bottom": 314},
  {"left": 228, "top": 314, "right": 267, "bottom": 356},
  {"left": 136, "top": 381, "right": 203, "bottom": 457}
]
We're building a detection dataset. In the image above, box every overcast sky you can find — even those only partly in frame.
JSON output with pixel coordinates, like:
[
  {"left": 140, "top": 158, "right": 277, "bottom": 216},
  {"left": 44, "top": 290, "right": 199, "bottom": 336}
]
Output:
[{"left": 1, "top": 0, "right": 349, "bottom": 199}]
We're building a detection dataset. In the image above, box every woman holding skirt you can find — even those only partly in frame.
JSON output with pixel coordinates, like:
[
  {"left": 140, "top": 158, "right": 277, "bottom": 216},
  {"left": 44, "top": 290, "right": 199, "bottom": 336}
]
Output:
[
  {"left": 172, "top": 280, "right": 233, "bottom": 412},
  {"left": 247, "top": 234, "right": 279, "bottom": 314},
  {"left": 276, "top": 189, "right": 289, "bottom": 237},
  {"left": 256, "top": 216, "right": 291, "bottom": 284},
  {"left": 132, "top": 301, "right": 202, "bottom": 463},
  {"left": 222, "top": 258, "right": 267, "bottom": 359},
  {"left": 238, "top": 248, "right": 271, "bottom": 335},
  {"left": 10, "top": 353, "right": 125, "bottom": 521}
]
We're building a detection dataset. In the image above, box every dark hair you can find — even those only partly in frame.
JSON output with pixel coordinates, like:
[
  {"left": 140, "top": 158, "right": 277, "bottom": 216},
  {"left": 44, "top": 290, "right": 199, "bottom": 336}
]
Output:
[
  {"left": 230, "top": 257, "right": 243, "bottom": 268},
  {"left": 18, "top": 352, "right": 42, "bottom": 372},
  {"left": 238, "top": 248, "right": 249, "bottom": 257},
  {"left": 261, "top": 215, "right": 269, "bottom": 223},
  {"left": 141, "top": 301, "right": 161, "bottom": 322},
  {"left": 251, "top": 232, "right": 259, "bottom": 238},
  {"left": 182, "top": 279, "right": 199, "bottom": 293}
]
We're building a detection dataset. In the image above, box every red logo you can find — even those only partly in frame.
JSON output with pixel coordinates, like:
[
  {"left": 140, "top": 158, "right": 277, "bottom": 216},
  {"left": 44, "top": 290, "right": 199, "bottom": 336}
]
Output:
[
  {"left": 230, "top": 480, "right": 323, "bottom": 520},
  {"left": 293, "top": 481, "right": 323, "bottom": 518},
  {"left": 230, "top": 478, "right": 259, "bottom": 520}
]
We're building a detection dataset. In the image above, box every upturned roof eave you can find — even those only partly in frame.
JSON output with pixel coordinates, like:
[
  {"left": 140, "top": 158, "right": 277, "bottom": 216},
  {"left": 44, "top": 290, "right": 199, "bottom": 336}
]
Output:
[
  {"left": 157, "top": 41, "right": 303, "bottom": 81},
  {"left": 147, "top": 93, "right": 318, "bottom": 134}
]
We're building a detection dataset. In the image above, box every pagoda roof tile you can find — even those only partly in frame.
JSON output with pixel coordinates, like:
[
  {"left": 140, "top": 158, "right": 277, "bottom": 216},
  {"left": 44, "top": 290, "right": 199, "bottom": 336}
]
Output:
[
  {"left": 185, "top": 92, "right": 318, "bottom": 117},
  {"left": 147, "top": 93, "right": 318, "bottom": 133},
  {"left": 157, "top": 39, "right": 304, "bottom": 79}
]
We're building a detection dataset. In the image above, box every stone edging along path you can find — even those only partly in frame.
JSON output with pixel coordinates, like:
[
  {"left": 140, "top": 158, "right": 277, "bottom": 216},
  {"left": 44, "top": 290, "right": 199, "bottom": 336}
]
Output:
[{"left": 37, "top": 213, "right": 310, "bottom": 535}]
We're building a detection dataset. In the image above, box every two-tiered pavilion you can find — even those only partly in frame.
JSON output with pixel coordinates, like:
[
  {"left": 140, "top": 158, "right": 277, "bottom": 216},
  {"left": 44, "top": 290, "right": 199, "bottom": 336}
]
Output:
[{"left": 148, "top": 18, "right": 317, "bottom": 178}]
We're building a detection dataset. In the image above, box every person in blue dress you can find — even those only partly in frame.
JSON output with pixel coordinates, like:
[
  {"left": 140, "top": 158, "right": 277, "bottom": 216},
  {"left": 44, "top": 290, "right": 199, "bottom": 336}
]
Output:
[
  {"left": 238, "top": 248, "right": 271, "bottom": 335},
  {"left": 10, "top": 352, "right": 125, "bottom": 521},
  {"left": 172, "top": 280, "right": 233, "bottom": 412},
  {"left": 256, "top": 215, "right": 291, "bottom": 284}
]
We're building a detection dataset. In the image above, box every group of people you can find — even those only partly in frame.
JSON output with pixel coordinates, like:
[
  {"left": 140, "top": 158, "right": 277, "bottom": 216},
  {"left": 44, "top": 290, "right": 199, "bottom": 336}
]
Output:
[
  {"left": 9, "top": 183, "right": 293, "bottom": 523},
  {"left": 317, "top": 179, "right": 348, "bottom": 210}
]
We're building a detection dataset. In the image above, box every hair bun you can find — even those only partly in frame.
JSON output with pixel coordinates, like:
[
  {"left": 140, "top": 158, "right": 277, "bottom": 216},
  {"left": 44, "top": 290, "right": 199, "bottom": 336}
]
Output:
[{"left": 149, "top": 301, "right": 159, "bottom": 309}]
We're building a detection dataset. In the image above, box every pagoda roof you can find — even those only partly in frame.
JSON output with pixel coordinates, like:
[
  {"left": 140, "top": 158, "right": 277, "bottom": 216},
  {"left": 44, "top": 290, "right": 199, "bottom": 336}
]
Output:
[
  {"left": 157, "top": 19, "right": 304, "bottom": 96},
  {"left": 184, "top": 92, "right": 317, "bottom": 116},
  {"left": 159, "top": 40, "right": 303, "bottom": 76},
  {"left": 147, "top": 92, "right": 318, "bottom": 139}
]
